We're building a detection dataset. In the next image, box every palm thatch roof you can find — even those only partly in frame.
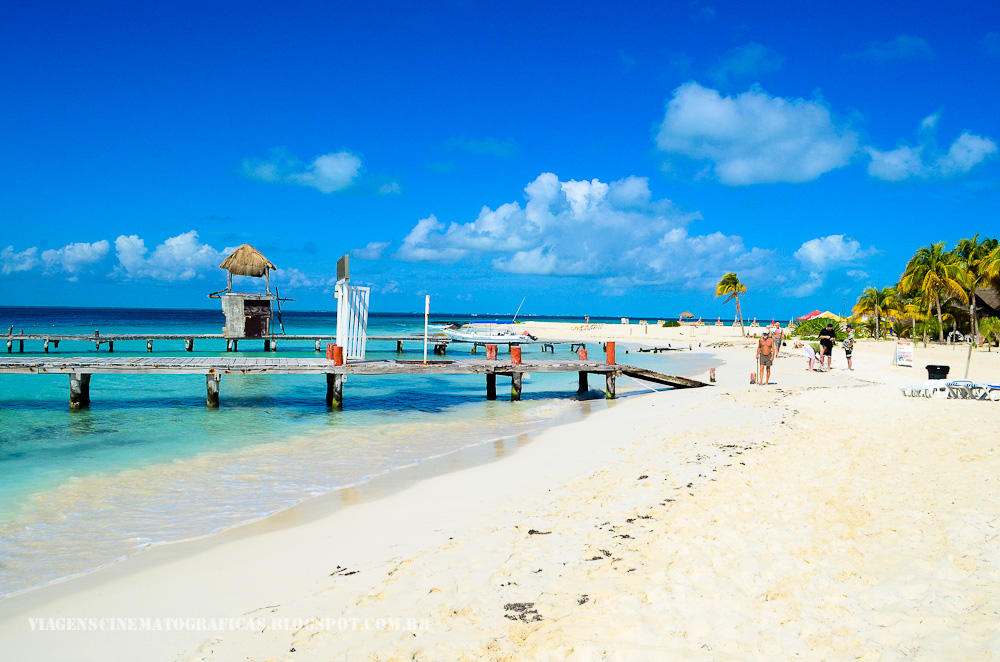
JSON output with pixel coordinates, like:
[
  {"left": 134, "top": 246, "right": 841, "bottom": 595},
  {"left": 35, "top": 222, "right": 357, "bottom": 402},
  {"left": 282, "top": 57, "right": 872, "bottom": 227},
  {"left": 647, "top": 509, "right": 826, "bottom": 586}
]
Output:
[{"left": 219, "top": 245, "right": 276, "bottom": 277}]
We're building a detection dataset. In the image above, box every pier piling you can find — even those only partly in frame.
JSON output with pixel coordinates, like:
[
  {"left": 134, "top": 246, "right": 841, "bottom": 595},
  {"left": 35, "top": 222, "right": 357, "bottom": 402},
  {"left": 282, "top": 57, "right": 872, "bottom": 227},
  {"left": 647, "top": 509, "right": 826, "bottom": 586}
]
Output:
[
  {"left": 206, "top": 374, "right": 220, "bottom": 408},
  {"left": 264, "top": 339, "right": 271, "bottom": 352},
  {"left": 578, "top": 372, "right": 588, "bottom": 394},
  {"left": 185, "top": 339, "right": 194, "bottom": 352},
  {"left": 69, "top": 373, "right": 91, "bottom": 409},
  {"left": 605, "top": 374, "right": 616, "bottom": 399},
  {"left": 511, "top": 372, "right": 522, "bottom": 401},
  {"left": 44, "top": 339, "right": 50, "bottom": 353},
  {"left": 147, "top": 340, "right": 153, "bottom": 353},
  {"left": 326, "top": 373, "right": 344, "bottom": 408},
  {"left": 486, "top": 373, "right": 497, "bottom": 400}
]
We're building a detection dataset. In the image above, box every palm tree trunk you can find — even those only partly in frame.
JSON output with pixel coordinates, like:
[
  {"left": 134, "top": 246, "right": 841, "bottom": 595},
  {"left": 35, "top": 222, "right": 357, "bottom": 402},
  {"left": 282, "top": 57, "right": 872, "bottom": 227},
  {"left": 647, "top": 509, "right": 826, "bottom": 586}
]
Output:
[
  {"left": 736, "top": 294, "right": 745, "bottom": 337},
  {"left": 875, "top": 305, "right": 880, "bottom": 340},
  {"left": 936, "top": 293, "right": 944, "bottom": 343},
  {"left": 965, "top": 299, "right": 976, "bottom": 378},
  {"left": 923, "top": 302, "right": 931, "bottom": 348}
]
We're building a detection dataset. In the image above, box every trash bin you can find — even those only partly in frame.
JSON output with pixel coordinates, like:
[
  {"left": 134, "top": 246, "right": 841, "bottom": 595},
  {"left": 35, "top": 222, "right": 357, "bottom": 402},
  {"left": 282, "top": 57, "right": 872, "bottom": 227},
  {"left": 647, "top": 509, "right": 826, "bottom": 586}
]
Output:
[{"left": 926, "top": 364, "right": 950, "bottom": 380}]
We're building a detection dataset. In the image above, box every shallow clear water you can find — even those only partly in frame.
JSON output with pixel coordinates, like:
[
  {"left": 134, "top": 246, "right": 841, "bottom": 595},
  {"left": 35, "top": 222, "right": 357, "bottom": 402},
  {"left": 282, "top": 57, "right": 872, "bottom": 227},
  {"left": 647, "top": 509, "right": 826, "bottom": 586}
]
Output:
[{"left": 0, "top": 307, "right": 718, "bottom": 597}]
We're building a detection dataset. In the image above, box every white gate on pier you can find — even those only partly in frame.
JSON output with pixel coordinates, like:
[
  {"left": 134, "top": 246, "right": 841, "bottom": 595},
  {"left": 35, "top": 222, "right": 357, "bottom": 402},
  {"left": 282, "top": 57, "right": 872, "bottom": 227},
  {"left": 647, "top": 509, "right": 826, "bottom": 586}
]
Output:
[{"left": 336, "top": 283, "right": 370, "bottom": 360}]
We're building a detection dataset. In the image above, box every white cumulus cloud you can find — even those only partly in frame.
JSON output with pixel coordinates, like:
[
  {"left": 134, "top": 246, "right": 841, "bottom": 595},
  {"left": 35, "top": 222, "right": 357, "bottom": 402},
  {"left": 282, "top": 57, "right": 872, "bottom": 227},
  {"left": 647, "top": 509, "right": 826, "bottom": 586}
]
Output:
[
  {"left": 113, "top": 231, "right": 227, "bottom": 281},
  {"left": 351, "top": 241, "right": 390, "bottom": 260},
  {"left": 243, "top": 148, "right": 362, "bottom": 193},
  {"left": 656, "top": 82, "right": 859, "bottom": 185},
  {"left": 1, "top": 246, "right": 39, "bottom": 275},
  {"left": 794, "top": 235, "right": 874, "bottom": 271},
  {"left": 40, "top": 240, "right": 110, "bottom": 279},
  {"left": 866, "top": 114, "right": 998, "bottom": 181},
  {"left": 395, "top": 172, "right": 772, "bottom": 290}
]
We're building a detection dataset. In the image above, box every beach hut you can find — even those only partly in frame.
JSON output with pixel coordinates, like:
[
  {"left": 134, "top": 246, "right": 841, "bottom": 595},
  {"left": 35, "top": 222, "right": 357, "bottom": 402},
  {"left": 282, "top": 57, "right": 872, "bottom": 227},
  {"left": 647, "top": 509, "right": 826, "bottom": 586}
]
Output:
[{"left": 212, "top": 245, "right": 278, "bottom": 339}]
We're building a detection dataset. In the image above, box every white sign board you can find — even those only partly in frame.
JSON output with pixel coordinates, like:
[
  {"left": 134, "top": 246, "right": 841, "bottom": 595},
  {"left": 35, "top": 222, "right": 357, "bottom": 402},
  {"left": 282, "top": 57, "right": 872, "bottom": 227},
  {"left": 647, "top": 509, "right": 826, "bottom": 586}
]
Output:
[{"left": 895, "top": 340, "right": 914, "bottom": 367}]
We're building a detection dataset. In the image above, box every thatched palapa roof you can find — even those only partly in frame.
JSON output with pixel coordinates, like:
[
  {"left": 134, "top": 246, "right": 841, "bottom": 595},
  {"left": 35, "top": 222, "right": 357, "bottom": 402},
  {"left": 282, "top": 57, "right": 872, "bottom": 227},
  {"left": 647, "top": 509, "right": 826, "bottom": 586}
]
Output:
[{"left": 219, "top": 244, "right": 276, "bottom": 277}]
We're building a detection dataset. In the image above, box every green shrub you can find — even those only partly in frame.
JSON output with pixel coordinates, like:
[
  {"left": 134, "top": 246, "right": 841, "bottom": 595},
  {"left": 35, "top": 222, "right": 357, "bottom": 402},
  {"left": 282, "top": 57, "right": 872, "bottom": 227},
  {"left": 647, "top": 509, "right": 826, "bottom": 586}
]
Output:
[
  {"left": 662, "top": 320, "right": 680, "bottom": 327},
  {"left": 791, "top": 318, "right": 845, "bottom": 340}
]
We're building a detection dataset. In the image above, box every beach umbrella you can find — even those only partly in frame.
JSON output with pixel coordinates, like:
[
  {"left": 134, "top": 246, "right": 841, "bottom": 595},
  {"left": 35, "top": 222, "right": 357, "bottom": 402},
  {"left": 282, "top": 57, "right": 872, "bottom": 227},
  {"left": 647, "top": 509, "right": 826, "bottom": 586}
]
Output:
[
  {"left": 817, "top": 311, "right": 844, "bottom": 321},
  {"left": 679, "top": 311, "right": 694, "bottom": 318},
  {"left": 796, "top": 310, "right": 822, "bottom": 321}
]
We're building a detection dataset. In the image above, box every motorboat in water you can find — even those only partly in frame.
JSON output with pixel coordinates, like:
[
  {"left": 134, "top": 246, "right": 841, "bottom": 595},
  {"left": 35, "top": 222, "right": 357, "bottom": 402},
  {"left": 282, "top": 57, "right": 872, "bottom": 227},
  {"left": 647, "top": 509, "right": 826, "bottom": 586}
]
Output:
[{"left": 442, "top": 321, "right": 537, "bottom": 343}]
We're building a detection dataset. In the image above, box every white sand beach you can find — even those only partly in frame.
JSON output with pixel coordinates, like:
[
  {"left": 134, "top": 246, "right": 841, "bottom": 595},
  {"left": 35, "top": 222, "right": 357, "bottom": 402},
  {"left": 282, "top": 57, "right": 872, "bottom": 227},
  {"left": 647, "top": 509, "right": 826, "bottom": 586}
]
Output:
[{"left": 2, "top": 324, "right": 999, "bottom": 660}]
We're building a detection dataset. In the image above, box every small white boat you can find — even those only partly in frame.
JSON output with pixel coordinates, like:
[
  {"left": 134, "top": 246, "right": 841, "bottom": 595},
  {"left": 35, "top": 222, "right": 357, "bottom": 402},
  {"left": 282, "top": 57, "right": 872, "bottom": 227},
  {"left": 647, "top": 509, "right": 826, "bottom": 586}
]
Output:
[{"left": 443, "top": 321, "right": 537, "bottom": 343}]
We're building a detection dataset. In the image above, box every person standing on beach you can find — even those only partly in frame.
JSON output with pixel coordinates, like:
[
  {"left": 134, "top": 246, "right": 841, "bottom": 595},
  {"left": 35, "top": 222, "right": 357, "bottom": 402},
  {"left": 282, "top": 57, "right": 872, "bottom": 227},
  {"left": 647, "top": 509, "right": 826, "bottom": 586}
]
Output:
[
  {"left": 756, "top": 330, "right": 774, "bottom": 385},
  {"left": 772, "top": 323, "right": 784, "bottom": 360},
  {"left": 843, "top": 324, "right": 855, "bottom": 371},
  {"left": 818, "top": 323, "right": 836, "bottom": 370}
]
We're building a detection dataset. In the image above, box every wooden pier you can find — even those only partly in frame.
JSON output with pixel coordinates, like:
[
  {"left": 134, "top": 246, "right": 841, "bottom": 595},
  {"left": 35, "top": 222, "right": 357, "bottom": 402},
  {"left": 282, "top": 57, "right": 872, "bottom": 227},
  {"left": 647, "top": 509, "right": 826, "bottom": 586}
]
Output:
[
  {"left": 4, "top": 330, "right": 452, "bottom": 355},
  {"left": 0, "top": 356, "right": 707, "bottom": 409}
]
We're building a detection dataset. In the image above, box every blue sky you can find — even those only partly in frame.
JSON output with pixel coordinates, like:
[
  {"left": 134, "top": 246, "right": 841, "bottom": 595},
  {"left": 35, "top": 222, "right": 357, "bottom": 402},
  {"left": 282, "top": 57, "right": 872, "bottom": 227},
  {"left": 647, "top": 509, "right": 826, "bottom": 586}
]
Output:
[{"left": 2, "top": 1, "right": 998, "bottom": 319}]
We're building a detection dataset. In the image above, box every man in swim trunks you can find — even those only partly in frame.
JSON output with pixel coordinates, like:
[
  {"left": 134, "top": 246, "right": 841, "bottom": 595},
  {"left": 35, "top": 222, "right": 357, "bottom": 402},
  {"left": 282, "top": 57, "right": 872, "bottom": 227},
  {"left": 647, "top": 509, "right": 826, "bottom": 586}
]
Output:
[
  {"left": 843, "top": 324, "right": 855, "bottom": 370},
  {"left": 756, "top": 330, "right": 774, "bottom": 386},
  {"left": 818, "top": 323, "right": 836, "bottom": 370},
  {"left": 772, "top": 323, "right": 784, "bottom": 359}
]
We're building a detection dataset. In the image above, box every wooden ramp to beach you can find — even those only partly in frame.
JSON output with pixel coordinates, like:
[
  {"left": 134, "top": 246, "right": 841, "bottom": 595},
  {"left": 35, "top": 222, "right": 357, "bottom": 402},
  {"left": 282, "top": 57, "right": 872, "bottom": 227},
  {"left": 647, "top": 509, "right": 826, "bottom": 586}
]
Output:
[{"left": 0, "top": 356, "right": 708, "bottom": 410}]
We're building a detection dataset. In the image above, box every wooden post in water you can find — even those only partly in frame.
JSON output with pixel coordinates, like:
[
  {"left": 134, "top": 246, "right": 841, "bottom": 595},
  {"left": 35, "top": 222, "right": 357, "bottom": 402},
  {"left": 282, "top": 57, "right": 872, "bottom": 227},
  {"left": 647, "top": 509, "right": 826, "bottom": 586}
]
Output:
[
  {"left": 107, "top": 341, "right": 114, "bottom": 353},
  {"left": 486, "top": 373, "right": 497, "bottom": 400},
  {"left": 206, "top": 374, "right": 220, "bottom": 408},
  {"left": 264, "top": 339, "right": 271, "bottom": 352},
  {"left": 147, "top": 340, "right": 153, "bottom": 353},
  {"left": 226, "top": 340, "right": 232, "bottom": 352},
  {"left": 19, "top": 330, "right": 24, "bottom": 353},
  {"left": 185, "top": 339, "right": 194, "bottom": 352},
  {"left": 69, "top": 373, "right": 91, "bottom": 409},
  {"left": 6, "top": 339, "right": 11, "bottom": 354},
  {"left": 326, "top": 373, "right": 344, "bottom": 408},
  {"left": 315, "top": 340, "right": 321, "bottom": 352},
  {"left": 511, "top": 372, "right": 522, "bottom": 401},
  {"left": 396, "top": 340, "right": 403, "bottom": 353},
  {"left": 578, "top": 372, "right": 588, "bottom": 394},
  {"left": 44, "top": 338, "right": 50, "bottom": 353},
  {"left": 605, "top": 373, "right": 616, "bottom": 399}
]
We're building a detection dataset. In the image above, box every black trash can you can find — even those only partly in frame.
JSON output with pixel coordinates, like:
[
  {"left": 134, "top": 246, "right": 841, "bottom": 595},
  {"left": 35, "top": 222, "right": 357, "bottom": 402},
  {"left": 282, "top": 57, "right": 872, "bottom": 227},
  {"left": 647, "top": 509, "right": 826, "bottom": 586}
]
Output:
[{"left": 926, "top": 364, "right": 950, "bottom": 380}]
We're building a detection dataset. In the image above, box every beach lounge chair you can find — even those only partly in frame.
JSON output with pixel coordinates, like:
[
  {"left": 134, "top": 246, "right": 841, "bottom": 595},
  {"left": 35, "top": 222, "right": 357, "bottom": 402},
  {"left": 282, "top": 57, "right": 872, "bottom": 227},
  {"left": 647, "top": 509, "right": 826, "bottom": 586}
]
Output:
[
  {"left": 946, "top": 380, "right": 976, "bottom": 399},
  {"left": 978, "top": 383, "right": 1000, "bottom": 401},
  {"left": 899, "top": 380, "right": 948, "bottom": 397}
]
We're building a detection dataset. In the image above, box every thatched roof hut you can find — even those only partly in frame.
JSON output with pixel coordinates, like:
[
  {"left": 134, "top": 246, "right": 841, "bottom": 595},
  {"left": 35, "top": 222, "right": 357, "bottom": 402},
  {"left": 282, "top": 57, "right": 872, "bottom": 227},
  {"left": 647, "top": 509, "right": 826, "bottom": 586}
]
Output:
[
  {"left": 220, "top": 244, "right": 276, "bottom": 277},
  {"left": 219, "top": 244, "right": 276, "bottom": 292}
]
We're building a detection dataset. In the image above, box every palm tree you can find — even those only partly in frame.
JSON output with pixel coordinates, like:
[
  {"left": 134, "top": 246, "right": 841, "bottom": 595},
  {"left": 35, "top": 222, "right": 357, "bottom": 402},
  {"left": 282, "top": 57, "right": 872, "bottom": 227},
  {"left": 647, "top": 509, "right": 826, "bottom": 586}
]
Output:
[
  {"left": 899, "top": 242, "right": 965, "bottom": 342},
  {"left": 954, "top": 235, "right": 1000, "bottom": 376},
  {"left": 853, "top": 286, "right": 899, "bottom": 339},
  {"left": 715, "top": 272, "right": 747, "bottom": 337}
]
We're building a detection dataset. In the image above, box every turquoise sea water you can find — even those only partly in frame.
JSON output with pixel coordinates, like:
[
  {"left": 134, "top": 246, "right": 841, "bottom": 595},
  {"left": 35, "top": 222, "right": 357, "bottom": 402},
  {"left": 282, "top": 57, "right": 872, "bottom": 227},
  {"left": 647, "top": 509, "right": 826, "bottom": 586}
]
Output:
[{"left": 0, "top": 306, "right": 718, "bottom": 598}]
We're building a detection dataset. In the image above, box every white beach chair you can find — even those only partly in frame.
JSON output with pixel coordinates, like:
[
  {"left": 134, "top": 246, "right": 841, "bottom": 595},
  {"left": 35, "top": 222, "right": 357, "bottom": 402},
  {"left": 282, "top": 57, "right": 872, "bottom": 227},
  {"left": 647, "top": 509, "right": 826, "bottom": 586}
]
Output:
[
  {"left": 946, "top": 380, "right": 976, "bottom": 399},
  {"left": 980, "top": 383, "right": 1000, "bottom": 401}
]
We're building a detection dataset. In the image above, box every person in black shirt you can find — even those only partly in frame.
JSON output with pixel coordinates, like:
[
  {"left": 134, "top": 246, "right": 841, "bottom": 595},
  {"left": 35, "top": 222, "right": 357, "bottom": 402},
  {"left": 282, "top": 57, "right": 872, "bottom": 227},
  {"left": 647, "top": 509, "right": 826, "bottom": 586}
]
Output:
[{"left": 818, "top": 323, "right": 836, "bottom": 370}]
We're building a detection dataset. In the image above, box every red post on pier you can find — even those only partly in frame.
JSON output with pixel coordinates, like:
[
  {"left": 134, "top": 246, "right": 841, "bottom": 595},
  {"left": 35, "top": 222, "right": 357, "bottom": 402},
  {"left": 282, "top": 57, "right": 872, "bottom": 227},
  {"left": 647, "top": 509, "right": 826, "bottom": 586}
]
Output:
[
  {"left": 486, "top": 344, "right": 498, "bottom": 360},
  {"left": 605, "top": 341, "right": 615, "bottom": 365},
  {"left": 510, "top": 346, "right": 522, "bottom": 365},
  {"left": 327, "top": 343, "right": 344, "bottom": 366},
  {"left": 577, "top": 347, "right": 588, "bottom": 360}
]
